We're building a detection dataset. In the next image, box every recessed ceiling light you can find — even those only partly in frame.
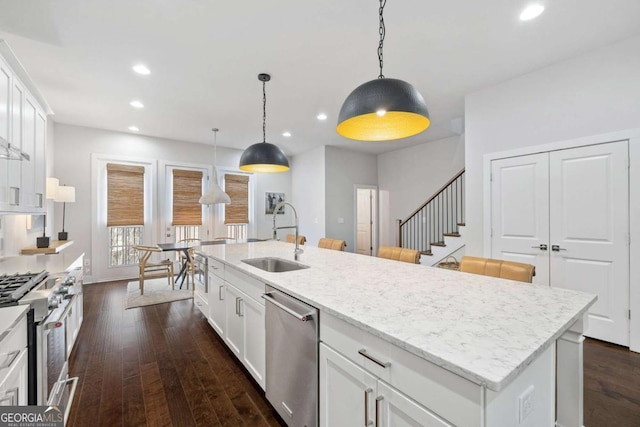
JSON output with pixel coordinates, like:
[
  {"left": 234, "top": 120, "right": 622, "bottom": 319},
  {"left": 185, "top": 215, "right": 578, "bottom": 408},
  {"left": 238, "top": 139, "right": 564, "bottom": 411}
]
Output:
[
  {"left": 130, "top": 100, "right": 144, "bottom": 109},
  {"left": 128, "top": 126, "right": 139, "bottom": 132},
  {"left": 132, "top": 64, "right": 151, "bottom": 75},
  {"left": 520, "top": 4, "right": 545, "bottom": 21},
  {"left": 317, "top": 113, "right": 328, "bottom": 121},
  {"left": 282, "top": 131, "right": 292, "bottom": 137}
]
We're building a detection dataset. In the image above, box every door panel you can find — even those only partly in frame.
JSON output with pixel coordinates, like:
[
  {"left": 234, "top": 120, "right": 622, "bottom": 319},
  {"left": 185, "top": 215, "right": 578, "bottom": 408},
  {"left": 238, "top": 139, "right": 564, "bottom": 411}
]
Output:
[
  {"left": 550, "top": 141, "right": 629, "bottom": 346},
  {"left": 319, "top": 343, "right": 376, "bottom": 427},
  {"left": 224, "top": 284, "right": 242, "bottom": 358},
  {"left": 357, "top": 189, "right": 372, "bottom": 255},
  {"left": 491, "top": 153, "right": 550, "bottom": 285},
  {"left": 378, "top": 381, "right": 453, "bottom": 427},
  {"left": 242, "top": 295, "right": 265, "bottom": 388}
]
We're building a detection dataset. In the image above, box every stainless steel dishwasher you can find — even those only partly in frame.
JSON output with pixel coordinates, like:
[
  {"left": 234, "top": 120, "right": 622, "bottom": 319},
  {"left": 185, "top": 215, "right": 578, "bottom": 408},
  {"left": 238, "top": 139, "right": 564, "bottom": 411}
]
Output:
[{"left": 263, "top": 285, "right": 318, "bottom": 427}]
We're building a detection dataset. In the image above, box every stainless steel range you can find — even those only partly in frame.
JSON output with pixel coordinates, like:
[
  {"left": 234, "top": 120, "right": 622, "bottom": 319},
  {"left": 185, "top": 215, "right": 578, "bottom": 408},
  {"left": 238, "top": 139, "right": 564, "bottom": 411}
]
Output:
[{"left": 0, "top": 268, "right": 82, "bottom": 423}]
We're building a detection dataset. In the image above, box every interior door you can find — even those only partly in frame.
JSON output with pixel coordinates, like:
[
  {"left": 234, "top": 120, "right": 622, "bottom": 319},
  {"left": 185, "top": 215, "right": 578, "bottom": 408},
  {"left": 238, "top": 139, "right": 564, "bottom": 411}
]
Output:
[
  {"left": 491, "top": 153, "right": 550, "bottom": 285},
  {"left": 549, "top": 141, "right": 629, "bottom": 346},
  {"left": 356, "top": 188, "right": 373, "bottom": 256}
]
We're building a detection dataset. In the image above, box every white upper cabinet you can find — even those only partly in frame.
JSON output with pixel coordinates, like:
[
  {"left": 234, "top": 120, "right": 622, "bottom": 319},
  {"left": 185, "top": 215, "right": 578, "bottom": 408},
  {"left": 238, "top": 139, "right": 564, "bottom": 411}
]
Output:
[{"left": 0, "top": 42, "right": 49, "bottom": 213}]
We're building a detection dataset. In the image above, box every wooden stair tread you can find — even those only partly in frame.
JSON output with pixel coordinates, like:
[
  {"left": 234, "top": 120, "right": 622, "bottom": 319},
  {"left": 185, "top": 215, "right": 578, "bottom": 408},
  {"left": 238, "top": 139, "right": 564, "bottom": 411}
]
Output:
[
  {"left": 443, "top": 233, "right": 461, "bottom": 237},
  {"left": 419, "top": 250, "right": 432, "bottom": 256},
  {"left": 457, "top": 222, "right": 466, "bottom": 226},
  {"left": 431, "top": 242, "right": 446, "bottom": 247}
]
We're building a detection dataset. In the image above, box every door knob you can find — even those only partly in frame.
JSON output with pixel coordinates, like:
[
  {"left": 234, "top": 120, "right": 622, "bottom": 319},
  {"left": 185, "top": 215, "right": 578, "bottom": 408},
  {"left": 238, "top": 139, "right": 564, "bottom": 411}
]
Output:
[
  {"left": 531, "top": 244, "right": 548, "bottom": 251},
  {"left": 551, "top": 245, "right": 567, "bottom": 252}
]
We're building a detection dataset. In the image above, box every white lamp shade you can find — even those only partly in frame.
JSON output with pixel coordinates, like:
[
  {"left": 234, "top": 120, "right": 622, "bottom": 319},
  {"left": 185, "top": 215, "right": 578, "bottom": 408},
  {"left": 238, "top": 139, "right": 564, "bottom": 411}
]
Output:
[
  {"left": 46, "top": 177, "right": 59, "bottom": 200},
  {"left": 199, "top": 167, "right": 230, "bottom": 205},
  {"left": 54, "top": 185, "right": 76, "bottom": 203}
]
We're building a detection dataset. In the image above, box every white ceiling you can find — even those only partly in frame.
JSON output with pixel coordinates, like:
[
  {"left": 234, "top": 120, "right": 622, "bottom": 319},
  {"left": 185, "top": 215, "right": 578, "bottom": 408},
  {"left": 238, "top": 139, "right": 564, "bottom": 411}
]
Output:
[{"left": 1, "top": 0, "right": 639, "bottom": 156}]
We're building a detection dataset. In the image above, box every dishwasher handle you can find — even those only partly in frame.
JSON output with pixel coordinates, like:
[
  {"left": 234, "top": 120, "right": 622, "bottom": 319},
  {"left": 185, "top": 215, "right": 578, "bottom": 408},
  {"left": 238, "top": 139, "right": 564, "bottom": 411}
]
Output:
[{"left": 263, "top": 292, "right": 314, "bottom": 322}]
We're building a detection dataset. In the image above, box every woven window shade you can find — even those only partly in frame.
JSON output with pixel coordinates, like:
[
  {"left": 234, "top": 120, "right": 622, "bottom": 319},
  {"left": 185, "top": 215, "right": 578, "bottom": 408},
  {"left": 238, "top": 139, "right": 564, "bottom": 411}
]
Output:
[
  {"left": 172, "top": 169, "right": 203, "bottom": 226},
  {"left": 107, "top": 163, "right": 145, "bottom": 227},
  {"left": 225, "top": 174, "right": 249, "bottom": 224}
]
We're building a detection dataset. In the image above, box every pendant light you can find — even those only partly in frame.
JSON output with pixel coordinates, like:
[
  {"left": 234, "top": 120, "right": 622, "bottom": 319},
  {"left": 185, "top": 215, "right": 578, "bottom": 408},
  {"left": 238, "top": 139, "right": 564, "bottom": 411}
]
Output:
[
  {"left": 239, "top": 73, "right": 290, "bottom": 173},
  {"left": 337, "top": 0, "right": 430, "bottom": 141},
  {"left": 199, "top": 128, "right": 231, "bottom": 205}
]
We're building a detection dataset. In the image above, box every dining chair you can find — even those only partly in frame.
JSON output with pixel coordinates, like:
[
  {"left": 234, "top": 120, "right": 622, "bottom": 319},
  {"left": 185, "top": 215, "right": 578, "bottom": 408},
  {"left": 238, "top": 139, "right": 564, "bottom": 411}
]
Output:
[
  {"left": 132, "top": 245, "right": 175, "bottom": 295},
  {"left": 286, "top": 234, "right": 306, "bottom": 245},
  {"left": 377, "top": 246, "right": 421, "bottom": 264},
  {"left": 318, "top": 238, "right": 346, "bottom": 251},
  {"left": 177, "top": 239, "right": 200, "bottom": 290},
  {"left": 458, "top": 256, "right": 535, "bottom": 283}
]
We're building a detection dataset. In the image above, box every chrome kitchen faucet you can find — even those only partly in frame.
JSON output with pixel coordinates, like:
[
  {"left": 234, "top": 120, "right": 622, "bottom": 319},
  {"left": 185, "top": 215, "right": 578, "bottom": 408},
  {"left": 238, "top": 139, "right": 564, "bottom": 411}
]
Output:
[{"left": 272, "top": 201, "right": 304, "bottom": 261}]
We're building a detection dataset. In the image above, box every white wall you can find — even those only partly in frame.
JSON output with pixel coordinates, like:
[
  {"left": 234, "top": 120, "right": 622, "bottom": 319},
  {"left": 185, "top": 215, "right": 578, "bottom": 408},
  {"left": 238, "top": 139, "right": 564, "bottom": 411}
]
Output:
[
  {"left": 53, "top": 123, "right": 290, "bottom": 281},
  {"left": 464, "top": 34, "right": 640, "bottom": 255},
  {"left": 291, "top": 146, "right": 325, "bottom": 247},
  {"left": 377, "top": 135, "right": 465, "bottom": 246},
  {"left": 324, "top": 146, "right": 377, "bottom": 252}
]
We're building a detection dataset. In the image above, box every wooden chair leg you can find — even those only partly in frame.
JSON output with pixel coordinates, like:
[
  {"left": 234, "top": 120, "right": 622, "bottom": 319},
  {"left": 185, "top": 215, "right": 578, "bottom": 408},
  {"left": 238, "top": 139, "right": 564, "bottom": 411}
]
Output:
[{"left": 170, "top": 263, "right": 175, "bottom": 290}]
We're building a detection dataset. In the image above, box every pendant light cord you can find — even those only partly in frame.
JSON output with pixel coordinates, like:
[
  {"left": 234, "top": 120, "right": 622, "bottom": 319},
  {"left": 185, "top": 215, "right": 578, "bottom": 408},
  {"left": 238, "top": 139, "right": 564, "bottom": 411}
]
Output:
[
  {"left": 212, "top": 128, "right": 218, "bottom": 164},
  {"left": 377, "top": 0, "right": 386, "bottom": 79},
  {"left": 262, "top": 80, "right": 267, "bottom": 143}
]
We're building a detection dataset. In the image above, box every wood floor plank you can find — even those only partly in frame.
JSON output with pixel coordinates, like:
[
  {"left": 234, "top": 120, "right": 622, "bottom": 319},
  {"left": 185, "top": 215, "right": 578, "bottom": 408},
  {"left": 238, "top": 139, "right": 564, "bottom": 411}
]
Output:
[
  {"left": 98, "top": 351, "right": 124, "bottom": 427},
  {"left": 122, "top": 375, "right": 146, "bottom": 427},
  {"left": 140, "top": 362, "right": 172, "bottom": 427}
]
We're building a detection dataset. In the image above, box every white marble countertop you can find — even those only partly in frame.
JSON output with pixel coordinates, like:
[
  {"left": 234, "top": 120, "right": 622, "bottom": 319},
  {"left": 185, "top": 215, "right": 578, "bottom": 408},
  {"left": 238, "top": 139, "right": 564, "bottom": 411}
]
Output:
[
  {"left": 0, "top": 248, "right": 84, "bottom": 275},
  {"left": 0, "top": 305, "right": 29, "bottom": 341},
  {"left": 197, "top": 241, "right": 596, "bottom": 392}
]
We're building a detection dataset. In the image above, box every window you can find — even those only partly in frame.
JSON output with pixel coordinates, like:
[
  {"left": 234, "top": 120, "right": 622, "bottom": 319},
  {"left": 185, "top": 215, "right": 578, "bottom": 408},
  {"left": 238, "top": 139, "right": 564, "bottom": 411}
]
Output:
[
  {"left": 172, "top": 169, "right": 203, "bottom": 226},
  {"left": 224, "top": 173, "right": 249, "bottom": 239},
  {"left": 107, "top": 163, "right": 144, "bottom": 267}
]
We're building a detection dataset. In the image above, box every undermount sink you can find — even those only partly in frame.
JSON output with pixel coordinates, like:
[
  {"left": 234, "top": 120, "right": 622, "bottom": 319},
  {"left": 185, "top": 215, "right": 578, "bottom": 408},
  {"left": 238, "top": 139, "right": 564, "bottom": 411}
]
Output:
[{"left": 242, "top": 257, "right": 309, "bottom": 273}]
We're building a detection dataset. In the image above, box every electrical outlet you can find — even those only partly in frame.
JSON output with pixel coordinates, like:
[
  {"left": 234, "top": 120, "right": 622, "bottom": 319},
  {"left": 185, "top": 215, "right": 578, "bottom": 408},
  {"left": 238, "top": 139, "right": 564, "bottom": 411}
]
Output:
[{"left": 518, "top": 385, "right": 535, "bottom": 423}]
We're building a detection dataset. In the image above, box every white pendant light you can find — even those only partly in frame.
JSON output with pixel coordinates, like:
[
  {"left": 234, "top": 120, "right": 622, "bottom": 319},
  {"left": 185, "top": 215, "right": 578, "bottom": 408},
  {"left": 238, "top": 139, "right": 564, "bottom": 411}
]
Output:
[{"left": 199, "top": 128, "right": 231, "bottom": 205}]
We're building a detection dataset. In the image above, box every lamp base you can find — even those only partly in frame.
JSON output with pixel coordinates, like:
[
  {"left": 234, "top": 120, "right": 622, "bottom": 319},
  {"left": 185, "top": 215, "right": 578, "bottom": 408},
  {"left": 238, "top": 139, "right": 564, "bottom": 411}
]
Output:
[
  {"left": 36, "top": 236, "right": 50, "bottom": 248},
  {"left": 58, "top": 232, "right": 68, "bottom": 241}
]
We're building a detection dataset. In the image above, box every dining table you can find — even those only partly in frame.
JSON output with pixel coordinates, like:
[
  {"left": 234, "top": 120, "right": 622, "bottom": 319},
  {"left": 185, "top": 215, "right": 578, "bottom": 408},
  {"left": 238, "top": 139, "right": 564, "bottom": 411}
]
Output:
[{"left": 157, "top": 238, "right": 265, "bottom": 288}]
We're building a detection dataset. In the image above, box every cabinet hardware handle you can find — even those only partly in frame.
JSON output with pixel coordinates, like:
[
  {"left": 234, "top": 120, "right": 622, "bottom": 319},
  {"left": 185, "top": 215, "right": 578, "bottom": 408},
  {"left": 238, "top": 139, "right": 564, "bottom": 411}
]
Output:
[
  {"left": 238, "top": 299, "right": 244, "bottom": 317},
  {"left": 358, "top": 349, "right": 391, "bottom": 368},
  {"left": 551, "top": 245, "right": 567, "bottom": 252},
  {"left": 235, "top": 297, "right": 240, "bottom": 315},
  {"left": 364, "top": 388, "right": 373, "bottom": 426},
  {"left": 219, "top": 285, "right": 224, "bottom": 300},
  {"left": 375, "top": 396, "right": 383, "bottom": 427},
  {"left": 0, "top": 350, "right": 20, "bottom": 369},
  {"left": 531, "top": 244, "right": 548, "bottom": 251}
]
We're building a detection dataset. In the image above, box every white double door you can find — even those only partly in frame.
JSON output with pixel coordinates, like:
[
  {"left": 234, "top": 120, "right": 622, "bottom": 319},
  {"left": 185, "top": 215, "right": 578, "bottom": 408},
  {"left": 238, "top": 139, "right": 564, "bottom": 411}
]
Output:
[{"left": 490, "top": 141, "right": 629, "bottom": 346}]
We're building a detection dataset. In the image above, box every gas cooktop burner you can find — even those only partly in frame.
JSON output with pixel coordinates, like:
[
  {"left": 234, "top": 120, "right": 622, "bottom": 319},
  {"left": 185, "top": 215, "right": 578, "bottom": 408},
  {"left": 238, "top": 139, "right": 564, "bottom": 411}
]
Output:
[{"left": 0, "top": 271, "right": 49, "bottom": 306}]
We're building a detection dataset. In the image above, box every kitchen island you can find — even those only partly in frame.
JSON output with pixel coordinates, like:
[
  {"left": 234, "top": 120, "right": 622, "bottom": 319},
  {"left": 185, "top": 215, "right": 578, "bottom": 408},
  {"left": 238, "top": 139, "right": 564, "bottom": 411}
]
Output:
[{"left": 197, "top": 241, "right": 596, "bottom": 427}]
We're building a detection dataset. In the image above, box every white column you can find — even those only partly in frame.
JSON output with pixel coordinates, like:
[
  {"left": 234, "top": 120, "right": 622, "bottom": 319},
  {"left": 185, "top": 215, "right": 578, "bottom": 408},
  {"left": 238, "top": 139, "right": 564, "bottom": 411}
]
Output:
[{"left": 556, "top": 315, "right": 586, "bottom": 427}]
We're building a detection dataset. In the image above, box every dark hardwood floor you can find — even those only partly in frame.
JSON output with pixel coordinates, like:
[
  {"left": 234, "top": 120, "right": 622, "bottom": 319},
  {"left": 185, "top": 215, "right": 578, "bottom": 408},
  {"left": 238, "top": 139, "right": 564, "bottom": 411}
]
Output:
[
  {"left": 68, "top": 281, "right": 640, "bottom": 426},
  {"left": 67, "top": 280, "right": 285, "bottom": 427}
]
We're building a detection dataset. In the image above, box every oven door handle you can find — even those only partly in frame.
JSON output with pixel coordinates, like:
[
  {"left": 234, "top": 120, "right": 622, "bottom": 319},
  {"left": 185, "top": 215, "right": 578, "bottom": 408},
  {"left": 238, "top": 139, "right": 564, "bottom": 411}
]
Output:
[
  {"left": 48, "top": 376, "right": 78, "bottom": 425},
  {"left": 44, "top": 294, "right": 77, "bottom": 330}
]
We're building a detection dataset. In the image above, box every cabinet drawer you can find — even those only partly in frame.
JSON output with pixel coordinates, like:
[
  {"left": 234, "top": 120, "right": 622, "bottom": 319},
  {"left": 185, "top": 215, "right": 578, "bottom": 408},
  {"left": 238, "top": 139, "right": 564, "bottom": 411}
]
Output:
[
  {"left": 225, "top": 266, "right": 265, "bottom": 304},
  {"left": 194, "top": 291, "right": 208, "bottom": 316},
  {"left": 208, "top": 258, "right": 225, "bottom": 279},
  {"left": 321, "top": 313, "right": 481, "bottom": 427}
]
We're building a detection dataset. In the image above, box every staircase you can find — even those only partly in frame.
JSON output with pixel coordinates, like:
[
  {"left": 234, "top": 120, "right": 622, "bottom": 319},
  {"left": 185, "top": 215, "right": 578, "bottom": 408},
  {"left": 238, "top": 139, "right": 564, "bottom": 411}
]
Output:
[{"left": 398, "top": 169, "right": 465, "bottom": 266}]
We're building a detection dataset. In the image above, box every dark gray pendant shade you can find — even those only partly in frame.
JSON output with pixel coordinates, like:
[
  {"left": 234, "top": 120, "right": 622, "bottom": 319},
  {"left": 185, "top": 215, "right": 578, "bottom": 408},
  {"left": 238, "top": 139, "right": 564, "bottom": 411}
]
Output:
[
  {"left": 239, "top": 142, "right": 290, "bottom": 173},
  {"left": 337, "top": 78, "right": 430, "bottom": 141}
]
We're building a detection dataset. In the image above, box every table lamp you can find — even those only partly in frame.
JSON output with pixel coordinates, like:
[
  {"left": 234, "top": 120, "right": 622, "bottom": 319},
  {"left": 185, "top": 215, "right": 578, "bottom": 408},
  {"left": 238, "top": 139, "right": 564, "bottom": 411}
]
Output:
[
  {"left": 54, "top": 184, "right": 75, "bottom": 241},
  {"left": 37, "top": 177, "right": 59, "bottom": 248}
]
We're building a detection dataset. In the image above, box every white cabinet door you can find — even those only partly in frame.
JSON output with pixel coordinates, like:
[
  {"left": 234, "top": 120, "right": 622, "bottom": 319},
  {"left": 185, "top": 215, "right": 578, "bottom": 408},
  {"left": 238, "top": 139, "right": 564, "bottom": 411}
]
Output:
[
  {"left": 491, "top": 153, "right": 550, "bottom": 285},
  {"left": 224, "top": 283, "right": 243, "bottom": 359},
  {"left": 377, "top": 381, "right": 453, "bottom": 427},
  {"left": 319, "top": 343, "right": 377, "bottom": 427},
  {"left": 34, "top": 110, "right": 46, "bottom": 209},
  {"left": 0, "top": 347, "right": 28, "bottom": 406},
  {"left": 0, "top": 58, "right": 11, "bottom": 210},
  {"left": 9, "top": 79, "right": 23, "bottom": 195},
  {"left": 207, "top": 272, "right": 225, "bottom": 338},
  {"left": 549, "top": 141, "right": 630, "bottom": 346},
  {"left": 241, "top": 294, "right": 265, "bottom": 388},
  {"left": 20, "top": 95, "right": 36, "bottom": 209}
]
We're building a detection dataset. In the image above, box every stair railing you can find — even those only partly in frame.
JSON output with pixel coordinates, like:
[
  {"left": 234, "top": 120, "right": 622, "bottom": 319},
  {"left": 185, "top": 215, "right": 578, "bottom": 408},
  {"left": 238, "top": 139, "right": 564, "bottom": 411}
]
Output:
[{"left": 398, "top": 169, "right": 465, "bottom": 255}]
